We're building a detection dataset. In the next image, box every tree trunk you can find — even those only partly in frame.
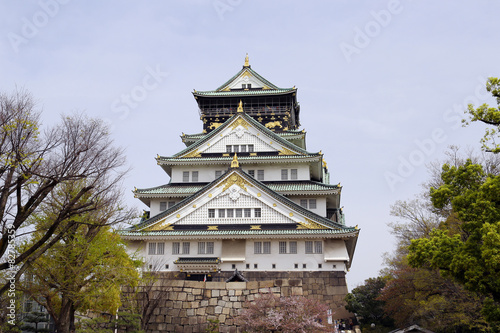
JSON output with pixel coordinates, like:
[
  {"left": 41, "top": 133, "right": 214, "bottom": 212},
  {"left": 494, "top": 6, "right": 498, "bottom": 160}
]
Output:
[{"left": 55, "top": 297, "right": 75, "bottom": 333}]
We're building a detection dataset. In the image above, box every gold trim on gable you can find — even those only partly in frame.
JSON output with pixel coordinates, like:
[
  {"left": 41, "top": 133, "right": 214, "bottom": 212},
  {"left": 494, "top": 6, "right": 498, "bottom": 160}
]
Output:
[
  {"left": 278, "top": 147, "right": 298, "bottom": 156},
  {"left": 230, "top": 118, "right": 250, "bottom": 130},
  {"left": 297, "top": 218, "right": 329, "bottom": 230},
  {"left": 145, "top": 220, "right": 174, "bottom": 231},
  {"left": 218, "top": 173, "right": 252, "bottom": 192}
]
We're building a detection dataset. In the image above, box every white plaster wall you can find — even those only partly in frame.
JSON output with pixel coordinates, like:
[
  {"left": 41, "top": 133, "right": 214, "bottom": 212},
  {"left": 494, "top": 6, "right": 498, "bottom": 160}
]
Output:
[{"left": 289, "top": 197, "right": 327, "bottom": 217}]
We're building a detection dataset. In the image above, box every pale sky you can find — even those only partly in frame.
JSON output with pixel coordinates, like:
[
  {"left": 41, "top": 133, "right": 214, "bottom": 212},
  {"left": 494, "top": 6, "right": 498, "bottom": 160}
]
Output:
[{"left": 1, "top": 1, "right": 498, "bottom": 289}]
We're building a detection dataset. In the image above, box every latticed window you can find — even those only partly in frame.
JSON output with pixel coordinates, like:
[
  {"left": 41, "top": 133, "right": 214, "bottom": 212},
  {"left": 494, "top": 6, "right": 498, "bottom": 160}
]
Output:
[
  {"left": 157, "top": 242, "right": 165, "bottom": 255},
  {"left": 281, "top": 169, "right": 288, "bottom": 180},
  {"left": 257, "top": 170, "right": 264, "bottom": 181},
  {"left": 183, "top": 171, "right": 189, "bottom": 182},
  {"left": 315, "top": 241, "right": 323, "bottom": 254},
  {"left": 309, "top": 199, "right": 317, "bottom": 209},
  {"left": 248, "top": 144, "right": 254, "bottom": 152},
  {"left": 263, "top": 242, "right": 271, "bottom": 254},
  {"left": 226, "top": 145, "right": 232, "bottom": 153},
  {"left": 227, "top": 209, "right": 234, "bottom": 218},
  {"left": 279, "top": 241, "right": 287, "bottom": 254},
  {"left": 233, "top": 145, "right": 239, "bottom": 153},
  {"left": 206, "top": 242, "right": 214, "bottom": 254},
  {"left": 254, "top": 208, "right": 261, "bottom": 217},
  {"left": 218, "top": 209, "right": 225, "bottom": 218},
  {"left": 168, "top": 201, "right": 175, "bottom": 209},
  {"left": 198, "top": 242, "right": 205, "bottom": 254},
  {"left": 235, "top": 208, "right": 242, "bottom": 217},
  {"left": 305, "top": 241, "right": 313, "bottom": 254},
  {"left": 290, "top": 241, "right": 297, "bottom": 254},
  {"left": 160, "top": 202, "right": 167, "bottom": 211},
  {"left": 240, "top": 145, "right": 246, "bottom": 152},
  {"left": 215, "top": 170, "right": 222, "bottom": 178},
  {"left": 148, "top": 242, "right": 156, "bottom": 255},
  {"left": 172, "top": 242, "right": 180, "bottom": 254},
  {"left": 192, "top": 171, "right": 199, "bottom": 182},
  {"left": 244, "top": 208, "right": 251, "bottom": 217},
  {"left": 254, "top": 242, "right": 262, "bottom": 254},
  {"left": 300, "top": 199, "right": 308, "bottom": 208},
  {"left": 291, "top": 169, "right": 298, "bottom": 180},
  {"left": 248, "top": 170, "right": 255, "bottom": 177},
  {"left": 182, "top": 242, "right": 190, "bottom": 254},
  {"left": 208, "top": 209, "right": 215, "bottom": 218}
]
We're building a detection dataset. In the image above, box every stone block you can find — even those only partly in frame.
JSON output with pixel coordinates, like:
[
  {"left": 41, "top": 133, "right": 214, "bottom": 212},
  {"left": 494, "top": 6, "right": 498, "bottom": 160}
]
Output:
[
  {"left": 206, "top": 281, "right": 226, "bottom": 290},
  {"left": 165, "top": 280, "right": 185, "bottom": 288},
  {"left": 226, "top": 282, "right": 246, "bottom": 290},
  {"left": 204, "top": 289, "right": 211, "bottom": 298},
  {"left": 259, "top": 280, "right": 274, "bottom": 288},
  {"left": 218, "top": 314, "right": 226, "bottom": 323},
  {"left": 223, "top": 307, "right": 230, "bottom": 314},
  {"left": 189, "top": 316, "right": 198, "bottom": 325},
  {"left": 215, "top": 305, "right": 223, "bottom": 314},
  {"left": 200, "top": 299, "right": 209, "bottom": 307},
  {"left": 209, "top": 298, "right": 218, "bottom": 306},
  {"left": 185, "top": 280, "right": 203, "bottom": 288},
  {"left": 218, "top": 300, "right": 226, "bottom": 307},
  {"left": 212, "top": 289, "right": 220, "bottom": 297},
  {"left": 233, "top": 302, "right": 242, "bottom": 309},
  {"left": 235, "top": 290, "right": 242, "bottom": 296},
  {"left": 228, "top": 289, "right": 235, "bottom": 296},
  {"left": 289, "top": 279, "right": 302, "bottom": 286},
  {"left": 187, "top": 293, "right": 195, "bottom": 301},
  {"left": 291, "top": 287, "right": 303, "bottom": 296},
  {"left": 187, "top": 308, "right": 195, "bottom": 316},
  {"left": 177, "top": 292, "right": 187, "bottom": 301},
  {"left": 197, "top": 307, "right": 206, "bottom": 316},
  {"left": 246, "top": 281, "right": 258, "bottom": 290},
  {"left": 192, "top": 288, "right": 202, "bottom": 295}
]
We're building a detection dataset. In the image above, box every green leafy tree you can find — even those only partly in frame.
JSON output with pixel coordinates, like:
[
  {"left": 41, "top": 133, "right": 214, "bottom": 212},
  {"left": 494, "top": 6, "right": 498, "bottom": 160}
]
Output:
[
  {"left": 19, "top": 181, "right": 141, "bottom": 333},
  {"left": 20, "top": 311, "right": 51, "bottom": 333},
  {"left": 408, "top": 160, "right": 500, "bottom": 327},
  {"left": 465, "top": 77, "right": 500, "bottom": 153},
  {"left": 345, "top": 277, "right": 394, "bottom": 329}
]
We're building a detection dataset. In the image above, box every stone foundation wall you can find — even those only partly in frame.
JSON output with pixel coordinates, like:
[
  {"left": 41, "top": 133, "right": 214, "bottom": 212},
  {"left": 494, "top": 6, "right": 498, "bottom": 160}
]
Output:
[{"left": 130, "top": 271, "right": 351, "bottom": 332}]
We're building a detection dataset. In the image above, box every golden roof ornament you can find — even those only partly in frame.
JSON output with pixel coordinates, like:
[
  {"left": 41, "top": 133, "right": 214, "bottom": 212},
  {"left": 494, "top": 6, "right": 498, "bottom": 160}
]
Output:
[
  {"left": 231, "top": 153, "right": 239, "bottom": 168},
  {"left": 244, "top": 53, "right": 249, "bottom": 67},
  {"left": 237, "top": 100, "right": 244, "bottom": 113}
]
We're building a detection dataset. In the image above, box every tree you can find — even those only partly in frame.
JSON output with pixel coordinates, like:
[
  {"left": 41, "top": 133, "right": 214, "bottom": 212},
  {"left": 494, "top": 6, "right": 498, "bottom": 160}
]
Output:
[
  {"left": 408, "top": 160, "right": 500, "bottom": 327},
  {"left": 20, "top": 311, "right": 51, "bottom": 333},
  {"left": 0, "top": 89, "right": 130, "bottom": 295},
  {"left": 344, "top": 277, "right": 394, "bottom": 329},
  {"left": 237, "top": 292, "right": 329, "bottom": 332},
  {"left": 19, "top": 183, "right": 141, "bottom": 333},
  {"left": 465, "top": 77, "right": 500, "bottom": 153}
]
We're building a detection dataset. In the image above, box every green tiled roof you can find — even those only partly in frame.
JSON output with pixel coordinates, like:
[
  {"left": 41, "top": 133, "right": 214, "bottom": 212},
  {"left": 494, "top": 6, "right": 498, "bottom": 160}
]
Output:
[
  {"left": 135, "top": 181, "right": 339, "bottom": 196},
  {"left": 174, "top": 257, "right": 220, "bottom": 264},
  {"left": 194, "top": 88, "right": 295, "bottom": 97},
  {"left": 120, "top": 228, "right": 358, "bottom": 237},
  {"left": 158, "top": 154, "right": 320, "bottom": 163}
]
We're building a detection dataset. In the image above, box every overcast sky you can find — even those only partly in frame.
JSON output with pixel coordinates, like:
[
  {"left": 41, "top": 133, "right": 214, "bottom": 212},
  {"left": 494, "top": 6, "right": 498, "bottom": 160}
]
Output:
[{"left": 1, "top": 1, "right": 499, "bottom": 289}]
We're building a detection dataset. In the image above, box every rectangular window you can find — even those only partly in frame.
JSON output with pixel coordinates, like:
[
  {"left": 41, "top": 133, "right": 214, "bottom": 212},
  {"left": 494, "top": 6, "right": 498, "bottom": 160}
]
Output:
[
  {"left": 240, "top": 145, "right": 246, "bottom": 153},
  {"left": 309, "top": 199, "right": 317, "bottom": 209},
  {"left": 192, "top": 171, "right": 198, "bottom": 182},
  {"left": 233, "top": 145, "right": 239, "bottom": 153},
  {"left": 318, "top": 263, "right": 322, "bottom": 269},
  {"left": 294, "top": 263, "right": 299, "bottom": 269},
  {"left": 235, "top": 208, "right": 242, "bottom": 218},
  {"left": 315, "top": 241, "right": 323, "bottom": 254},
  {"left": 272, "top": 264, "right": 276, "bottom": 269},
  {"left": 172, "top": 242, "right": 180, "bottom": 254},
  {"left": 227, "top": 209, "right": 234, "bottom": 218},
  {"left": 160, "top": 202, "right": 167, "bottom": 211},
  {"left": 246, "top": 263, "right": 250, "bottom": 269},
  {"left": 182, "top": 242, "right": 190, "bottom": 254},
  {"left": 157, "top": 242, "right": 165, "bottom": 255},
  {"left": 289, "top": 241, "right": 297, "bottom": 254},
  {"left": 183, "top": 171, "right": 189, "bottom": 182},
  {"left": 254, "top": 263, "right": 258, "bottom": 269},
  {"left": 208, "top": 209, "right": 215, "bottom": 218},
  {"left": 257, "top": 170, "right": 264, "bottom": 181},
  {"left": 279, "top": 241, "right": 287, "bottom": 254},
  {"left": 254, "top": 208, "right": 261, "bottom": 218},
  {"left": 226, "top": 145, "right": 232, "bottom": 153},
  {"left": 300, "top": 199, "right": 308, "bottom": 208},
  {"left": 281, "top": 169, "right": 288, "bottom": 180},
  {"left": 254, "top": 242, "right": 262, "bottom": 254},
  {"left": 263, "top": 241, "right": 271, "bottom": 254},
  {"left": 168, "top": 201, "right": 176, "bottom": 209},
  {"left": 148, "top": 242, "right": 156, "bottom": 255},
  {"left": 305, "top": 241, "right": 313, "bottom": 254},
  {"left": 218, "top": 209, "right": 225, "bottom": 218},
  {"left": 248, "top": 144, "right": 254, "bottom": 152},
  {"left": 206, "top": 242, "right": 214, "bottom": 254},
  {"left": 248, "top": 170, "right": 255, "bottom": 177},
  {"left": 215, "top": 170, "right": 222, "bottom": 178},
  {"left": 303, "top": 263, "right": 307, "bottom": 269},
  {"left": 244, "top": 208, "right": 251, "bottom": 217},
  {"left": 198, "top": 242, "right": 205, "bottom": 254},
  {"left": 291, "top": 169, "right": 298, "bottom": 180}
]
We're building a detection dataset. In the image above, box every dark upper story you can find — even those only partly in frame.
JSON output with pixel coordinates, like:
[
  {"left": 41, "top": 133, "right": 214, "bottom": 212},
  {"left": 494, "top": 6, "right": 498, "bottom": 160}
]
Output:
[{"left": 192, "top": 55, "right": 300, "bottom": 134}]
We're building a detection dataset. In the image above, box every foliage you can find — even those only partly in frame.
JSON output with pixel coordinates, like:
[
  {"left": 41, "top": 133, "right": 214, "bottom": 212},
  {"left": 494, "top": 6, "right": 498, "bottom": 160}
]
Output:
[
  {"left": 205, "top": 318, "right": 219, "bottom": 332},
  {"left": 345, "top": 277, "right": 394, "bottom": 329},
  {"left": 237, "top": 292, "right": 329, "bottom": 332},
  {"left": 76, "top": 312, "right": 143, "bottom": 333},
  {"left": 0, "top": 89, "right": 132, "bottom": 296},
  {"left": 20, "top": 311, "right": 51, "bottom": 333},
  {"left": 408, "top": 159, "right": 500, "bottom": 328},
  {"left": 465, "top": 77, "right": 500, "bottom": 153},
  {"left": 19, "top": 185, "right": 142, "bottom": 333}
]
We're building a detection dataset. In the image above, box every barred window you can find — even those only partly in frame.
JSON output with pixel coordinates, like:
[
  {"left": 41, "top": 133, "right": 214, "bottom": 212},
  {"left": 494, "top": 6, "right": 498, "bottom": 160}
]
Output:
[
  {"left": 168, "top": 201, "right": 176, "bottom": 209},
  {"left": 279, "top": 241, "right": 287, "bottom": 254},
  {"left": 289, "top": 241, "right": 297, "bottom": 254},
  {"left": 198, "top": 242, "right": 205, "bottom": 254},
  {"left": 315, "top": 241, "right": 323, "bottom": 254},
  {"left": 172, "top": 242, "right": 180, "bottom": 254},
  {"left": 218, "top": 209, "right": 225, "bottom": 218},
  {"left": 157, "top": 242, "right": 165, "bottom": 255},
  {"left": 248, "top": 144, "right": 254, "bottom": 152},
  {"left": 291, "top": 169, "right": 298, "bottom": 180},
  {"left": 263, "top": 241, "right": 271, "bottom": 254},
  {"left": 215, "top": 170, "right": 222, "bottom": 178},
  {"left": 300, "top": 199, "right": 308, "bottom": 208},
  {"left": 227, "top": 209, "right": 234, "bottom": 218},
  {"left": 233, "top": 145, "right": 239, "bottom": 153},
  {"left": 309, "top": 199, "right": 316, "bottom": 209},
  {"left": 244, "top": 208, "right": 251, "bottom": 217},
  {"left": 208, "top": 209, "right": 215, "bottom": 218},
  {"left": 257, "top": 170, "right": 264, "bottom": 181},
  {"left": 160, "top": 202, "right": 167, "bottom": 211},
  {"left": 227, "top": 145, "right": 232, "bottom": 153},
  {"left": 235, "top": 208, "right": 242, "bottom": 218},
  {"left": 182, "top": 242, "right": 190, "bottom": 254},
  {"left": 248, "top": 170, "right": 255, "bottom": 177},
  {"left": 183, "top": 171, "right": 189, "bottom": 182},
  {"left": 206, "top": 242, "right": 214, "bottom": 254},
  {"left": 254, "top": 208, "right": 261, "bottom": 218},
  {"left": 281, "top": 169, "right": 288, "bottom": 180},
  {"left": 305, "top": 241, "right": 313, "bottom": 254},
  {"left": 240, "top": 145, "right": 247, "bottom": 153},
  {"left": 254, "top": 242, "right": 262, "bottom": 254},
  {"left": 192, "top": 171, "right": 199, "bottom": 182},
  {"left": 148, "top": 243, "right": 156, "bottom": 255}
]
